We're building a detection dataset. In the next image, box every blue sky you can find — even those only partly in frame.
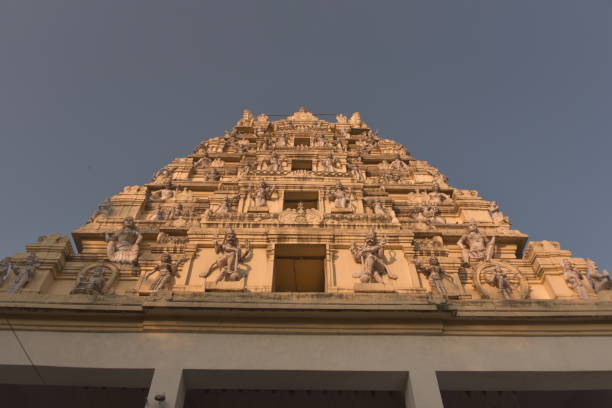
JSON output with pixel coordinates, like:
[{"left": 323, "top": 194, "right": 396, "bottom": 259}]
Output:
[{"left": 0, "top": 1, "right": 611, "bottom": 269}]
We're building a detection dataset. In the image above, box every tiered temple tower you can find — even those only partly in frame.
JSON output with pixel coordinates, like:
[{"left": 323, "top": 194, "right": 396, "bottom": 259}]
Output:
[
  {"left": 2, "top": 106, "right": 608, "bottom": 301},
  {"left": 2, "top": 107, "right": 612, "bottom": 408}
]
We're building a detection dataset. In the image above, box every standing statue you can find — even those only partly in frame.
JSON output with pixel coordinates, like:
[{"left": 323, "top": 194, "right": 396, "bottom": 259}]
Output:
[
  {"left": 266, "top": 151, "right": 284, "bottom": 173},
  {"left": 145, "top": 253, "right": 188, "bottom": 292},
  {"left": 7, "top": 253, "right": 38, "bottom": 294},
  {"left": 350, "top": 230, "right": 398, "bottom": 283},
  {"left": 488, "top": 201, "right": 509, "bottom": 225},
  {"left": 561, "top": 260, "right": 589, "bottom": 299},
  {"left": 586, "top": 260, "right": 612, "bottom": 293},
  {"left": 370, "top": 199, "right": 387, "bottom": 217},
  {"left": 199, "top": 228, "right": 252, "bottom": 282},
  {"left": 250, "top": 181, "right": 276, "bottom": 208},
  {"left": 276, "top": 133, "right": 288, "bottom": 147},
  {"left": 457, "top": 223, "right": 495, "bottom": 265},
  {"left": 328, "top": 181, "right": 351, "bottom": 209},
  {"left": 87, "top": 197, "right": 112, "bottom": 223},
  {"left": 415, "top": 257, "right": 454, "bottom": 303},
  {"left": 105, "top": 217, "right": 142, "bottom": 265},
  {"left": 483, "top": 265, "right": 515, "bottom": 300},
  {"left": 321, "top": 152, "right": 340, "bottom": 172}
]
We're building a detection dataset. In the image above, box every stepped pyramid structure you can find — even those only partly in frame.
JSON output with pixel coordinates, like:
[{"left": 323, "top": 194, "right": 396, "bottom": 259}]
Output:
[{"left": 1, "top": 107, "right": 612, "bottom": 408}]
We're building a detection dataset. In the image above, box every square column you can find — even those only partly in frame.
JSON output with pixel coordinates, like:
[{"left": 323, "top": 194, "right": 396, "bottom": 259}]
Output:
[
  {"left": 405, "top": 369, "right": 444, "bottom": 408},
  {"left": 147, "top": 367, "right": 185, "bottom": 408}
]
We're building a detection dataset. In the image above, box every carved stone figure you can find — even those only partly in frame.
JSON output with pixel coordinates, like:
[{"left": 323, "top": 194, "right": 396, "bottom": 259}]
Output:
[
  {"left": 484, "top": 265, "right": 515, "bottom": 300},
  {"left": 321, "top": 152, "right": 340, "bottom": 172},
  {"left": 145, "top": 253, "right": 188, "bottom": 292},
  {"left": 238, "top": 162, "right": 252, "bottom": 177},
  {"left": 168, "top": 202, "right": 191, "bottom": 219},
  {"left": 204, "top": 168, "right": 221, "bottom": 182},
  {"left": 428, "top": 183, "right": 450, "bottom": 205},
  {"left": 371, "top": 199, "right": 387, "bottom": 217},
  {"left": 350, "top": 230, "right": 398, "bottom": 283},
  {"left": 211, "top": 158, "right": 225, "bottom": 168},
  {"left": 561, "top": 260, "right": 589, "bottom": 299},
  {"left": 150, "top": 180, "right": 176, "bottom": 201},
  {"left": 276, "top": 133, "right": 288, "bottom": 147},
  {"left": 71, "top": 264, "right": 116, "bottom": 295},
  {"left": 328, "top": 182, "right": 351, "bottom": 209},
  {"left": 313, "top": 134, "right": 326, "bottom": 147},
  {"left": 429, "top": 168, "right": 448, "bottom": 185},
  {"left": 457, "top": 223, "right": 495, "bottom": 265},
  {"left": 193, "top": 153, "right": 212, "bottom": 169},
  {"left": 416, "top": 204, "right": 445, "bottom": 227},
  {"left": 415, "top": 257, "right": 453, "bottom": 303},
  {"left": 349, "top": 112, "right": 365, "bottom": 128},
  {"left": 147, "top": 204, "right": 166, "bottom": 221},
  {"left": 87, "top": 197, "right": 112, "bottom": 223},
  {"left": 152, "top": 167, "right": 173, "bottom": 184},
  {"left": 279, "top": 203, "right": 323, "bottom": 225},
  {"left": 336, "top": 114, "right": 348, "bottom": 124},
  {"left": 389, "top": 155, "right": 409, "bottom": 170},
  {"left": 215, "top": 194, "right": 240, "bottom": 215},
  {"left": 473, "top": 262, "right": 529, "bottom": 300},
  {"left": 586, "top": 260, "right": 612, "bottom": 293},
  {"left": 347, "top": 162, "right": 366, "bottom": 182},
  {"left": 250, "top": 181, "right": 276, "bottom": 208},
  {"left": 105, "top": 217, "right": 142, "bottom": 265},
  {"left": 0, "top": 257, "right": 10, "bottom": 282},
  {"left": 199, "top": 228, "right": 252, "bottom": 282},
  {"left": 7, "top": 253, "right": 38, "bottom": 294},
  {"left": 488, "top": 201, "right": 509, "bottom": 225},
  {"left": 237, "top": 109, "right": 254, "bottom": 126},
  {"left": 265, "top": 151, "right": 283, "bottom": 173}
]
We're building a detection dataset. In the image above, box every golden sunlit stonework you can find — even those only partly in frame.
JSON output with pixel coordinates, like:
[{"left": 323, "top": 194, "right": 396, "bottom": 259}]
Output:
[
  {"left": 2, "top": 107, "right": 612, "bottom": 408},
  {"left": 2, "top": 107, "right": 608, "bottom": 303}
]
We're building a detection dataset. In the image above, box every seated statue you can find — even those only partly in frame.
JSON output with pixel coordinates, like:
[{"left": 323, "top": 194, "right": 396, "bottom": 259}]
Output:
[
  {"left": 350, "top": 230, "right": 398, "bottom": 283},
  {"left": 105, "top": 217, "right": 142, "bottom": 265},
  {"left": 71, "top": 265, "right": 108, "bottom": 295}
]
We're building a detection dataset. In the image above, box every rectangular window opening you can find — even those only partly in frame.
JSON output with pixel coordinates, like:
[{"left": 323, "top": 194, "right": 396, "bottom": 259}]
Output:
[
  {"left": 294, "top": 137, "right": 311, "bottom": 147},
  {"left": 283, "top": 191, "right": 318, "bottom": 210},
  {"left": 273, "top": 244, "right": 326, "bottom": 293},
  {"left": 291, "top": 160, "right": 312, "bottom": 171}
]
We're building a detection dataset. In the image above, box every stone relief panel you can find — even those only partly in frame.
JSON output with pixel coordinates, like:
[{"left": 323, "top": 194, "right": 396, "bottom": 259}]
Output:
[
  {"left": 71, "top": 263, "right": 119, "bottom": 295},
  {"left": 472, "top": 261, "right": 529, "bottom": 300}
]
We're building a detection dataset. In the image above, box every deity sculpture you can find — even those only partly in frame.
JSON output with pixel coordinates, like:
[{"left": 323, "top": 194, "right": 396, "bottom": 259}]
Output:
[
  {"left": 105, "top": 217, "right": 142, "bottom": 265},
  {"left": 488, "top": 201, "right": 509, "bottom": 225},
  {"left": 561, "top": 260, "right": 589, "bottom": 299},
  {"left": 586, "top": 260, "right": 612, "bottom": 293},
  {"left": 350, "top": 230, "right": 398, "bottom": 283},
  {"left": 237, "top": 162, "right": 252, "bottom": 178},
  {"left": 0, "top": 257, "right": 10, "bottom": 282},
  {"left": 7, "top": 253, "right": 38, "bottom": 294},
  {"left": 389, "top": 154, "right": 409, "bottom": 170},
  {"left": 168, "top": 202, "right": 191, "bottom": 219},
  {"left": 371, "top": 199, "right": 387, "bottom": 217},
  {"left": 313, "top": 134, "right": 326, "bottom": 147},
  {"left": 237, "top": 109, "right": 254, "bottom": 127},
  {"left": 416, "top": 203, "right": 445, "bottom": 227},
  {"left": 321, "top": 152, "right": 340, "bottom": 172},
  {"left": 482, "top": 264, "right": 516, "bottom": 300},
  {"left": 147, "top": 204, "right": 166, "bottom": 221},
  {"left": 457, "top": 223, "right": 495, "bottom": 265},
  {"left": 429, "top": 168, "right": 448, "bottom": 185},
  {"left": 276, "top": 133, "right": 288, "bottom": 147},
  {"left": 199, "top": 228, "right": 252, "bottom": 282},
  {"left": 204, "top": 168, "right": 221, "bottom": 182},
  {"left": 145, "top": 253, "right": 188, "bottom": 292},
  {"left": 193, "top": 153, "right": 212, "bottom": 169},
  {"left": 427, "top": 183, "right": 450, "bottom": 205},
  {"left": 87, "top": 197, "right": 112, "bottom": 223},
  {"left": 150, "top": 180, "right": 176, "bottom": 201},
  {"left": 349, "top": 112, "right": 364, "bottom": 128},
  {"left": 336, "top": 113, "right": 348, "bottom": 124},
  {"left": 152, "top": 167, "right": 173, "bottom": 184},
  {"left": 415, "top": 256, "right": 453, "bottom": 303},
  {"left": 71, "top": 265, "right": 110, "bottom": 295},
  {"left": 250, "top": 181, "right": 276, "bottom": 208},
  {"left": 328, "top": 181, "right": 351, "bottom": 209},
  {"left": 347, "top": 162, "right": 366, "bottom": 182},
  {"left": 265, "top": 151, "right": 284, "bottom": 173},
  {"left": 215, "top": 194, "right": 240, "bottom": 215}
]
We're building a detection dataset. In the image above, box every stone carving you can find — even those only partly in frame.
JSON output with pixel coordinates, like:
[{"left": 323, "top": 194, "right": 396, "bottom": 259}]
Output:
[
  {"left": 71, "top": 264, "right": 118, "bottom": 295},
  {"left": 211, "top": 158, "right": 225, "bottom": 168},
  {"left": 389, "top": 155, "right": 409, "bottom": 170},
  {"left": 168, "top": 202, "right": 192, "bottom": 219},
  {"left": 586, "top": 260, "right": 612, "bottom": 293},
  {"left": 105, "top": 217, "right": 142, "bottom": 265},
  {"left": 199, "top": 228, "right": 252, "bottom": 282},
  {"left": 350, "top": 230, "right": 398, "bottom": 283},
  {"left": 415, "top": 256, "right": 456, "bottom": 303},
  {"left": 237, "top": 162, "right": 252, "bottom": 177},
  {"left": 204, "top": 168, "right": 221, "bottom": 182},
  {"left": 473, "top": 262, "right": 529, "bottom": 300},
  {"left": 0, "top": 257, "right": 11, "bottom": 282},
  {"left": 415, "top": 204, "right": 445, "bottom": 228},
  {"left": 147, "top": 204, "right": 166, "bottom": 221},
  {"left": 321, "top": 152, "right": 340, "bottom": 172},
  {"left": 149, "top": 180, "right": 176, "bottom": 201},
  {"left": 347, "top": 162, "right": 366, "bottom": 182},
  {"left": 349, "top": 112, "right": 366, "bottom": 128},
  {"left": 457, "top": 223, "right": 495, "bottom": 265},
  {"left": 279, "top": 203, "right": 323, "bottom": 225},
  {"left": 156, "top": 232, "right": 188, "bottom": 252},
  {"left": 193, "top": 153, "right": 212, "bottom": 169},
  {"left": 152, "top": 167, "right": 173, "bottom": 184},
  {"left": 255, "top": 113, "right": 269, "bottom": 124},
  {"left": 264, "top": 151, "right": 285, "bottom": 173},
  {"left": 145, "top": 253, "right": 188, "bottom": 292},
  {"left": 214, "top": 194, "right": 241, "bottom": 215},
  {"left": 237, "top": 109, "right": 254, "bottom": 127},
  {"left": 6, "top": 253, "right": 38, "bottom": 294},
  {"left": 87, "top": 197, "right": 112, "bottom": 223},
  {"left": 313, "top": 134, "right": 326, "bottom": 147},
  {"left": 488, "top": 201, "right": 510, "bottom": 225},
  {"left": 336, "top": 113, "right": 348, "bottom": 124},
  {"left": 427, "top": 183, "right": 450, "bottom": 205},
  {"left": 249, "top": 181, "right": 276, "bottom": 208},
  {"left": 275, "top": 133, "right": 288, "bottom": 147},
  {"left": 561, "top": 260, "right": 589, "bottom": 299},
  {"left": 413, "top": 236, "right": 446, "bottom": 256},
  {"left": 328, "top": 181, "right": 352, "bottom": 209},
  {"left": 428, "top": 168, "right": 448, "bottom": 186}
]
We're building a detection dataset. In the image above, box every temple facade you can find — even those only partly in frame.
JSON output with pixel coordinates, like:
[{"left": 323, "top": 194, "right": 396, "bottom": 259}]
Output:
[{"left": 1, "top": 107, "right": 612, "bottom": 407}]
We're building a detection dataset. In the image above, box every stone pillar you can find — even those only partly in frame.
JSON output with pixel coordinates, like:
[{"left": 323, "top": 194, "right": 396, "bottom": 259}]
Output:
[
  {"left": 147, "top": 367, "right": 185, "bottom": 408},
  {"left": 405, "top": 370, "right": 444, "bottom": 408}
]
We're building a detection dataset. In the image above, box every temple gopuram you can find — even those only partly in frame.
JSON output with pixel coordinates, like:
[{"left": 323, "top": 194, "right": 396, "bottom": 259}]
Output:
[{"left": 1, "top": 107, "right": 612, "bottom": 408}]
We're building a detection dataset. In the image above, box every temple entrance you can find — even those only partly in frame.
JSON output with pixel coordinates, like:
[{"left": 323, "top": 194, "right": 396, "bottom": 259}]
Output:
[{"left": 273, "top": 244, "right": 325, "bottom": 292}]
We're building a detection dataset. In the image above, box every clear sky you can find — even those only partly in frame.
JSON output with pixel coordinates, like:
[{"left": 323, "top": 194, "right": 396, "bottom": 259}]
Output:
[{"left": 1, "top": 1, "right": 611, "bottom": 270}]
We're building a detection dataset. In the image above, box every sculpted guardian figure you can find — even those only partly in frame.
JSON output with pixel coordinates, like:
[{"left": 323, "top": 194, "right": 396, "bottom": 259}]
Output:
[
  {"left": 250, "top": 181, "right": 276, "bottom": 208},
  {"left": 145, "top": 253, "right": 188, "bottom": 292},
  {"left": 199, "top": 228, "right": 252, "bottom": 282},
  {"left": 328, "top": 181, "right": 351, "bottom": 209},
  {"left": 561, "top": 260, "right": 589, "bottom": 299},
  {"left": 416, "top": 256, "right": 453, "bottom": 303},
  {"left": 457, "top": 223, "right": 495, "bottom": 265},
  {"left": 7, "top": 253, "right": 38, "bottom": 294},
  {"left": 586, "top": 260, "right": 612, "bottom": 293},
  {"left": 105, "top": 217, "right": 142, "bottom": 265},
  {"left": 350, "top": 230, "right": 398, "bottom": 283},
  {"left": 321, "top": 152, "right": 340, "bottom": 172}
]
